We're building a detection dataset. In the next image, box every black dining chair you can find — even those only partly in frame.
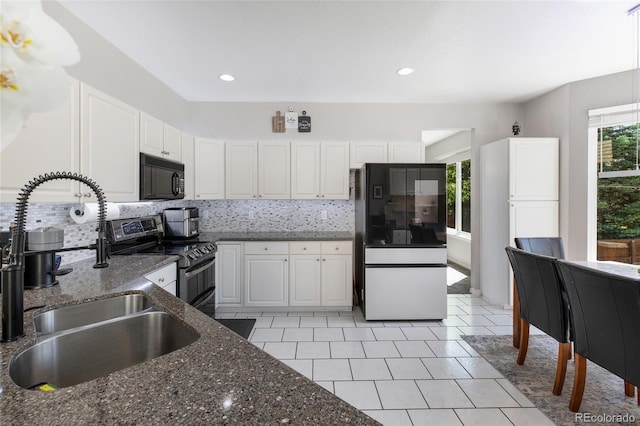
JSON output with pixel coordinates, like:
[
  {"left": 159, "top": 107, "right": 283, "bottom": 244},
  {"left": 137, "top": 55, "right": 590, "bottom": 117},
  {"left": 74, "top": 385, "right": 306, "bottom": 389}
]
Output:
[
  {"left": 555, "top": 260, "right": 640, "bottom": 411},
  {"left": 505, "top": 247, "right": 572, "bottom": 395},
  {"left": 512, "top": 237, "right": 566, "bottom": 348}
]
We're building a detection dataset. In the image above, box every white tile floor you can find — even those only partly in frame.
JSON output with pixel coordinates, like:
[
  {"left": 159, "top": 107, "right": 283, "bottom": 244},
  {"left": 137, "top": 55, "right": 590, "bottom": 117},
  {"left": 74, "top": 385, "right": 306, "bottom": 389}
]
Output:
[{"left": 217, "top": 294, "right": 554, "bottom": 426}]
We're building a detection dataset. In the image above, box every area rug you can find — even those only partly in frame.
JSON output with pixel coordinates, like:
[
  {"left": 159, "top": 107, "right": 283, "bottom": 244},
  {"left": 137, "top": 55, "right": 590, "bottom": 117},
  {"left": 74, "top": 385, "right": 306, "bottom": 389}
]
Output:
[
  {"left": 215, "top": 318, "right": 256, "bottom": 340},
  {"left": 463, "top": 334, "right": 640, "bottom": 426}
]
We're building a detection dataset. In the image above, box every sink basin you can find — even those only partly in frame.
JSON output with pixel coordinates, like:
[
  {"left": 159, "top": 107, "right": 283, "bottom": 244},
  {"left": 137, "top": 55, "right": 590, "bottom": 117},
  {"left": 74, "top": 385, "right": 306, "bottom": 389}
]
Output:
[
  {"left": 10, "top": 311, "right": 199, "bottom": 390},
  {"left": 34, "top": 293, "right": 154, "bottom": 336}
]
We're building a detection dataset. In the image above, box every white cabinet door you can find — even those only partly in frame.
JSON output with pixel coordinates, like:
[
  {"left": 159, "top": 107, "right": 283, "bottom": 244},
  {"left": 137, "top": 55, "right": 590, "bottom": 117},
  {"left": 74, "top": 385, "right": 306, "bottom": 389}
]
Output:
[
  {"left": 321, "top": 255, "right": 352, "bottom": 306},
  {"left": 244, "top": 255, "right": 289, "bottom": 307},
  {"left": 139, "top": 112, "right": 164, "bottom": 157},
  {"left": 163, "top": 123, "right": 182, "bottom": 161},
  {"left": 1, "top": 80, "right": 80, "bottom": 203},
  {"left": 350, "top": 142, "right": 387, "bottom": 169},
  {"left": 194, "top": 137, "right": 225, "bottom": 199},
  {"left": 289, "top": 255, "right": 321, "bottom": 306},
  {"left": 144, "top": 262, "right": 177, "bottom": 297},
  {"left": 291, "top": 142, "right": 321, "bottom": 199},
  {"left": 509, "top": 137, "right": 559, "bottom": 200},
  {"left": 80, "top": 83, "right": 139, "bottom": 202},
  {"left": 321, "top": 142, "right": 350, "bottom": 199},
  {"left": 509, "top": 201, "right": 559, "bottom": 241},
  {"left": 216, "top": 243, "right": 243, "bottom": 306},
  {"left": 388, "top": 142, "right": 425, "bottom": 163},
  {"left": 226, "top": 142, "right": 258, "bottom": 199},
  {"left": 258, "top": 141, "right": 290, "bottom": 199},
  {"left": 181, "top": 133, "right": 195, "bottom": 200}
]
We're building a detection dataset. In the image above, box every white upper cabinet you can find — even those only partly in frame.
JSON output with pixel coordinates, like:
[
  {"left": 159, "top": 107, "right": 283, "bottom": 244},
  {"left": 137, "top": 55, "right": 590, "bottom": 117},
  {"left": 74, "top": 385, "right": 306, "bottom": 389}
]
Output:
[
  {"left": 321, "top": 142, "right": 350, "bottom": 199},
  {"left": 194, "top": 137, "right": 225, "bottom": 200},
  {"left": 140, "top": 112, "right": 182, "bottom": 161},
  {"left": 350, "top": 141, "right": 387, "bottom": 169},
  {"left": 258, "top": 142, "right": 291, "bottom": 199},
  {"left": 508, "top": 137, "right": 559, "bottom": 200},
  {"left": 291, "top": 142, "right": 321, "bottom": 199},
  {"left": 1, "top": 79, "right": 80, "bottom": 203},
  {"left": 388, "top": 142, "right": 425, "bottom": 163},
  {"left": 163, "top": 123, "right": 182, "bottom": 161},
  {"left": 80, "top": 83, "right": 140, "bottom": 202},
  {"left": 226, "top": 141, "right": 290, "bottom": 199},
  {"left": 181, "top": 133, "right": 195, "bottom": 200},
  {"left": 225, "top": 141, "right": 258, "bottom": 199}
]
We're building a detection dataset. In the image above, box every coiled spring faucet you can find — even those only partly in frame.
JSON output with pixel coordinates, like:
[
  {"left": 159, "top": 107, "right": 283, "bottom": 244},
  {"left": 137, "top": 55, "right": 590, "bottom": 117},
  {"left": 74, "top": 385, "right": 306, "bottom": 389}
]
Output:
[{"left": 1, "top": 172, "right": 109, "bottom": 342}]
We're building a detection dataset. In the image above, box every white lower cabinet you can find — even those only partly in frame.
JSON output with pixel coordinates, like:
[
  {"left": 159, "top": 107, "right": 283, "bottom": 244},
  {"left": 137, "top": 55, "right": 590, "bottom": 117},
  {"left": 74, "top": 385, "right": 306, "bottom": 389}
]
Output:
[
  {"left": 216, "top": 242, "right": 243, "bottom": 306},
  {"left": 217, "top": 240, "right": 353, "bottom": 310},
  {"left": 144, "top": 262, "right": 177, "bottom": 297}
]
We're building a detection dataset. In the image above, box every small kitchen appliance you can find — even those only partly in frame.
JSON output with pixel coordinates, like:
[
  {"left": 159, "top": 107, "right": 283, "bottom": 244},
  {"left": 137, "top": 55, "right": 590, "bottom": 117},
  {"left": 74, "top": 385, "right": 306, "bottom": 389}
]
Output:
[
  {"left": 24, "top": 227, "right": 72, "bottom": 289},
  {"left": 163, "top": 207, "right": 199, "bottom": 238}
]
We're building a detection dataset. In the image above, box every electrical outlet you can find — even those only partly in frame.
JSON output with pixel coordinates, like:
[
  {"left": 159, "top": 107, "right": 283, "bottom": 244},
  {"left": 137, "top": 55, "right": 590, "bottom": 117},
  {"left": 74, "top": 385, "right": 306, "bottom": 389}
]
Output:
[{"left": 320, "top": 210, "right": 328, "bottom": 220}]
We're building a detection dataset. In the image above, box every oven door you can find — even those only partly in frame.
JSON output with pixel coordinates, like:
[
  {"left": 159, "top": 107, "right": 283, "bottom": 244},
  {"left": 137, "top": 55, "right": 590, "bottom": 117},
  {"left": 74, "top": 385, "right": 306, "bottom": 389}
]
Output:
[{"left": 179, "top": 258, "right": 215, "bottom": 308}]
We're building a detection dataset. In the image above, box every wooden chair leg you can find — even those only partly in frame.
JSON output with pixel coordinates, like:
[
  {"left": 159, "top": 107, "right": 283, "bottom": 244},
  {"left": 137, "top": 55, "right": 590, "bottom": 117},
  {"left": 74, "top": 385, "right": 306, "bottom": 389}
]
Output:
[
  {"left": 569, "top": 353, "right": 587, "bottom": 412},
  {"left": 517, "top": 319, "right": 529, "bottom": 365},
  {"left": 625, "top": 381, "right": 635, "bottom": 397},
  {"left": 513, "top": 278, "right": 520, "bottom": 348},
  {"left": 553, "top": 342, "right": 571, "bottom": 395},
  {"left": 637, "top": 387, "right": 639, "bottom": 405}
]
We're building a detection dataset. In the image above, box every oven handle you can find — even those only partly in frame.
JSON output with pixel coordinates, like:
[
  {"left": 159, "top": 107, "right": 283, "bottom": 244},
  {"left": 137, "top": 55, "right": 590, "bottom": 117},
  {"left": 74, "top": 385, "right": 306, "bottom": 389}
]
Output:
[
  {"left": 184, "top": 258, "right": 215, "bottom": 279},
  {"left": 189, "top": 286, "right": 215, "bottom": 308}
]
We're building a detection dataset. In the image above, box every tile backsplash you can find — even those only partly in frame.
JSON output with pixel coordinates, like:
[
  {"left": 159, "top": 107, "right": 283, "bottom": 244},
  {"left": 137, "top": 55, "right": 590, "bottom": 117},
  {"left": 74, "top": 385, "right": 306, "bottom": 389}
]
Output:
[{"left": 0, "top": 199, "right": 354, "bottom": 264}]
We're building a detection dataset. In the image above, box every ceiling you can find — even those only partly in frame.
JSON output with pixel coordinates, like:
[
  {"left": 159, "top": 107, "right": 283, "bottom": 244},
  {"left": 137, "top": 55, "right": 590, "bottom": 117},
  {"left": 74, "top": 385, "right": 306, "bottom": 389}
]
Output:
[{"left": 59, "top": 0, "right": 639, "bottom": 104}]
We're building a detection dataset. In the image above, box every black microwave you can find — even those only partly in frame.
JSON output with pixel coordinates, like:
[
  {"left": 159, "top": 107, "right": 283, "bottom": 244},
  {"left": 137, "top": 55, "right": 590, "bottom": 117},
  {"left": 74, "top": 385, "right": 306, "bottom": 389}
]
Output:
[{"left": 139, "top": 153, "right": 185, "bottom": 200}]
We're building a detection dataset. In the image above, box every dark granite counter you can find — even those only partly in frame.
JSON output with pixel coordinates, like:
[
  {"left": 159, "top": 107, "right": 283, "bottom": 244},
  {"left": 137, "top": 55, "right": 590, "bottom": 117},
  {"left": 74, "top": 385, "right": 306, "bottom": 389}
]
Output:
[
  {"left": 201, "top": 231, "right": 354, "bottom": 242},
  {"left": 0, "top": 255, "right": 376, "bottom": 425}
]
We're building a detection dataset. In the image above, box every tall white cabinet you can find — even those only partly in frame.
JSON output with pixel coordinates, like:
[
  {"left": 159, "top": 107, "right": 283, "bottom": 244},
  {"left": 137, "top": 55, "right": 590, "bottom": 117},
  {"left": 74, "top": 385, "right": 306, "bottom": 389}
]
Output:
[{"left": 480, "top": 137, "right": 559, "bottom": 307}]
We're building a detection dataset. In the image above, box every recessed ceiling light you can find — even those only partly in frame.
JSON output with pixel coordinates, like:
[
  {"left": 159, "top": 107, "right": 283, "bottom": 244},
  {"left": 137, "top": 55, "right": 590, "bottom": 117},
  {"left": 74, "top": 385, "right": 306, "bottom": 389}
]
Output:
[
  {"left": 396, "top": 67, "right": 414, "bottom": 76},
  {"left": 219, "top": 74, "right": 235, "bottom": 82}
]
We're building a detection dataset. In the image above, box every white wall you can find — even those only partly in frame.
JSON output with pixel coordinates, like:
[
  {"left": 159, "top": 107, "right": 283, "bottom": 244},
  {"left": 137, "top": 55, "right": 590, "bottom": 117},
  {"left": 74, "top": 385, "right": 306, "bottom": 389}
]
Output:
[
  {"left": 43, "top": 2, "right": 191, "bottom": 130},
  {"left": 523, "top": 69, "right": 636, "bottom": 260}
]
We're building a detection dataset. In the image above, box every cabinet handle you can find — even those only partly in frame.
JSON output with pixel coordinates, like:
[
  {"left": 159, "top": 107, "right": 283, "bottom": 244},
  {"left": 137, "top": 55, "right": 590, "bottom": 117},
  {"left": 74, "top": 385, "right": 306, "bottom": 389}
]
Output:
[
  {"left": 321, "top": 195, "right": 325, "bottom": 198},
  {"left": 74, "top": 193, "right": 82, "bottom": 198},
  {"left": 264, "top": 247, "right": 268, "bottom": 251},
  {"left": 303, "top": 247, "right": 307, "bottom": 250},
  {"left": 84, "top": 193, "right": 92, "bottom": 198},
  {"left": 316, "top": 194, "right": 320, "bottom": 198},
  {"left": 284, "top": 258, "right": 288, "bottom": 262},
  {"left": 322, "top": 259, "right": 326, "bottom": 262},
  {"left": 158, "top": 277, "right": 165, "bottom": 283},
  {"left": 317, "top": 258, "right": 320, "bottom": 261},
  {"left": 335, "top": 247, "right": 339, "bottom": 251},
  {"left": 258, "top": 194, "right": 262, "bottom": 198}
]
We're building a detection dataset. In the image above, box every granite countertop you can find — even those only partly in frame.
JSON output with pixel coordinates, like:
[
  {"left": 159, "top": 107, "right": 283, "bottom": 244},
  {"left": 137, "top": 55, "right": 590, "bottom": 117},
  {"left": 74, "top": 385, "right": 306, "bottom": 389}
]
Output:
[
  {"left": 201, "top": 231, "right": 354, "bottom": 242},
  {"left": 0, "top": 255, "right": 376, "bottom": 425}
]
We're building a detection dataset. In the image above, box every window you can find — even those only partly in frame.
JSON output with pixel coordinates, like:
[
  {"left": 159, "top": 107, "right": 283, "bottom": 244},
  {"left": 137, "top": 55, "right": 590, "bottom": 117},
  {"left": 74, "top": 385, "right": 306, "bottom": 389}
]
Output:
[
  {"left": 446, "top": 159, "right": 471, "bottom": 234},
  {"left": 590, "top": 103, "right": 640, "bottom": 263}
]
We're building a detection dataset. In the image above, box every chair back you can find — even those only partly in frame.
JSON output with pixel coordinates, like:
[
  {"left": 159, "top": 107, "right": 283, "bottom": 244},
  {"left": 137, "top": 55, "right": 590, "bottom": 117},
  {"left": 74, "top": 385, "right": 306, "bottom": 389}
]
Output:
[
  {"left": 555, "top": 260, "right": 640, "bottom": 387},
  {"left": 505, "top": 247, "right": 570, "bottom": 343},
  {"left": 515, "top": 237, "right": 565, "bottom": 259}
]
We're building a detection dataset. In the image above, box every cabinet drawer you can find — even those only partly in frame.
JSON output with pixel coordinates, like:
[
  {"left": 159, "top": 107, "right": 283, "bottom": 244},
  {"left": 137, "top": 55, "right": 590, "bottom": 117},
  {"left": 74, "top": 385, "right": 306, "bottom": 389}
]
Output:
[
  {"left": 144, "top": 263, "right": 177, "bottom": 286},
  {"left": 321, "top": 241, "right": 353, "bottom": 255},
  {"left": 244, "top": 241, "right": 289, "bottom": 255},
  {"left": 289, "top": 241, "right": 322, "bottom": 255}
]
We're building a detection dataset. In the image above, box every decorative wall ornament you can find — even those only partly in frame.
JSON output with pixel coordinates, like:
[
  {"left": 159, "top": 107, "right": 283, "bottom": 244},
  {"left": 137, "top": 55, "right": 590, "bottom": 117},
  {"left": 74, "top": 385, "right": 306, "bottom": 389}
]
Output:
[
  {"left": 0, "top": 0, "right": 80, "bottom": 149},
  {"left": 298, "top": 110, "right": 311, "bottom": 132},
  {"left": 285, "top": 106, "right": 298, "bottom": 129},
  {"left": 272, "top": 111, "right": 285, "bottom": 133}
]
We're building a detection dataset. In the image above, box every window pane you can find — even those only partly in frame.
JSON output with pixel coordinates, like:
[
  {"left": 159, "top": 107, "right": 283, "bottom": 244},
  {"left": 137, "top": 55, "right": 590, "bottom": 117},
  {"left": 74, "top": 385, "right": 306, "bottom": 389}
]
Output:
[
  {"left": 446, "top": 163, "right": 456, "bottom": 228},
  {"left": 597, "top": 124, "right": 640, "bottom": 263},
  {"left": 461, "top": 159, "right": 471, "bottom": 233}
]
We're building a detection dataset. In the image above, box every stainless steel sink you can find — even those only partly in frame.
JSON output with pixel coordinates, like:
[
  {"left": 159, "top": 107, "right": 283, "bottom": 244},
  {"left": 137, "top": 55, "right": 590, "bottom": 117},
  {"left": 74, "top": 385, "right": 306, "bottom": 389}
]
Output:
[
  {"left": 34, "top": 293, "right": 154, "bottom": 336},
  {"left": 10, "top": 311, "right": 199, "bottom": 390}
]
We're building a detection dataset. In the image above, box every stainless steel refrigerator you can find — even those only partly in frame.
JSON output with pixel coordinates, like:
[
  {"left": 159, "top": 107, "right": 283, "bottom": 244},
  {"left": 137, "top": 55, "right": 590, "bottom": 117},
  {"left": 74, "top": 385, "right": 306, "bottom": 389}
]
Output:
[{"left": 355, "top": 163, "right": 448, "bottom": 320}]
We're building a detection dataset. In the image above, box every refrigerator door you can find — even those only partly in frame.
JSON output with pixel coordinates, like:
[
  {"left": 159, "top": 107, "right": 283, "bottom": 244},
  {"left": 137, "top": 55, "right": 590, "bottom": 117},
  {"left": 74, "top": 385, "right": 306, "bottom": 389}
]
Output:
[
  {"left": 364, "top": 265, "right": 447, "bottom": 320},
  {"left": 363, "top": 164, "right": 446, "bottom": 246}
]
